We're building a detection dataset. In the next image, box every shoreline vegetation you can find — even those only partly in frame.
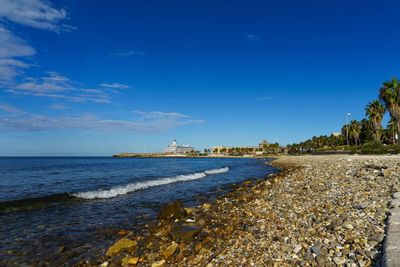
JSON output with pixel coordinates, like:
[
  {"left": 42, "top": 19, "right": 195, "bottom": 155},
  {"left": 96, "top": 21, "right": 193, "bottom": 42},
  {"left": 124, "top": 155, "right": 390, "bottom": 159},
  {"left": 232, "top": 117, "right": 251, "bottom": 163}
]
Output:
[
  {"left": 91, "top": 155, "right": 400, "bottom": 267},
  {"left": 288, "top": 78, "right": 400, "bottom": 155}
]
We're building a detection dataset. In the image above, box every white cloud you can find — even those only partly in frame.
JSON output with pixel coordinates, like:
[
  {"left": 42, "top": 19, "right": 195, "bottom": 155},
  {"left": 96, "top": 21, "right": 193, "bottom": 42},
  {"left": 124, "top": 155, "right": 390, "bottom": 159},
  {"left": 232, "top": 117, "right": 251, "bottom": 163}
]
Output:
[
  {"left": 100, "top": 83, "right": 130, "bottom": 89},
  {"left": 0, "top": 0, "right": 69, "bottom": 32},
  {"left": 0, "top": 105, "right": 205, "bottom": 132},
  {"left": 110, "top": 50, "right": 145, "bottom": 57}
]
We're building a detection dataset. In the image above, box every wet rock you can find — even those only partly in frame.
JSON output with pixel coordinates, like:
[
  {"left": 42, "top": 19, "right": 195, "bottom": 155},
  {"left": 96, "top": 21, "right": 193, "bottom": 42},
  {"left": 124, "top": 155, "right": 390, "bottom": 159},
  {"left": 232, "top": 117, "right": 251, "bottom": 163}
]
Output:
[
  {"left": 102, "top": 155, "right": 400, "bottom": 267},
  {"left": 121, "top": 256, "right": 139, "bottom": 266},
  {"left": 158, "top": 201, "right": 187, "bottom": 221},
  {"left": 169, "top": 223, "right": 202, "bottom": 242},
  {"left": 118, "top": 229, "right": 131, "bottom": 236},
  {"left": 106, "top": 238, "right": 137, "bottom": 256}
]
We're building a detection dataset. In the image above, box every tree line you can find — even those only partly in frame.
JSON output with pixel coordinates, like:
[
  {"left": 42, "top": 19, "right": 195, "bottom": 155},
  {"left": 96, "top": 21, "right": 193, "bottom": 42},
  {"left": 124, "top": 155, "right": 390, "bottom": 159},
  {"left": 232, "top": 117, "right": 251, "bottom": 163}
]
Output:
[{"left": 288, "top": 78, "right": 400, "bottom": 154}]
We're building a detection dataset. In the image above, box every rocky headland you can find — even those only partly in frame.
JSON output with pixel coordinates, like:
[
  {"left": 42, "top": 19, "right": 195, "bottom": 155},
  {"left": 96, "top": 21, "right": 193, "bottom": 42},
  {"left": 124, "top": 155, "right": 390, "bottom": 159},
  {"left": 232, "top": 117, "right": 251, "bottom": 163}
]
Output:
[{"left": 95, "top": 155, "right": 400, "bottom": 267}]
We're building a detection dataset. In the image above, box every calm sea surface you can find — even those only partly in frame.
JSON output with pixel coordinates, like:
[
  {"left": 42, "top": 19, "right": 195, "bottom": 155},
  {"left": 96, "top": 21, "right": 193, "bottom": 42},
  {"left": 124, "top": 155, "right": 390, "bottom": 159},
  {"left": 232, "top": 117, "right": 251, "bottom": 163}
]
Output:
[{"left": 0, "top": 157, "right": 276, "bottom": 266}]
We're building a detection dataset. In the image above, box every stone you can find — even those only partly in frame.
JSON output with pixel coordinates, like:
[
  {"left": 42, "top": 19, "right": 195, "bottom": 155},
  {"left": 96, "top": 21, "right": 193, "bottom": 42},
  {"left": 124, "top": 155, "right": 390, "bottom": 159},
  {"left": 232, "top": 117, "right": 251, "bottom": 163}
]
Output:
[
  {"left": 293, "top": 244, "right": 302, "bottom": 254},
  {"left": 102, "top": 156, "right": 400, "bottom": 267},
  {"left": 316, "top": 256, "right": 326, "bottom": 266},
  {"left": 333, "top": 257, "right": 346, "bottom": 265},
  {"left": 160, "top": 242, "right": 178, "bottom": 259},
  {"left": 151, "top": 260, "right": 166, "bottom": 267},
  {"left": 202, "top": 203, "right": 212, "bottom": 210},
  {"left": 169, "top": 223, "right": 202, "bottom": 242},
  {"left": 122, "top": 256, "right": 139, "bottom": 266},
  {"left": 106, "top": 238, "right": 137, "bottom": 256},
  {"left": 158, "top": 201, "right": 187, "bottom": 221},
  {"left": 354, "top": 204, "right": 368, "bottom": 210},
  {"left": 184, "top": 207, "right": 196, "bottom": 215},
  {"left": 343, "top": 223, "right": 354, "bottom": 230},
  {"left": 310, "top": 246, "right": 321, "bottom": 256},
  {"left": 100, "top": 261, "right": 109, "bottom": 267},
  {"left": 195, "top": 242, "right": 203, "bottom": 252},
  {"left": 118, "top": 229, "right": 131, "bottom": 235}
]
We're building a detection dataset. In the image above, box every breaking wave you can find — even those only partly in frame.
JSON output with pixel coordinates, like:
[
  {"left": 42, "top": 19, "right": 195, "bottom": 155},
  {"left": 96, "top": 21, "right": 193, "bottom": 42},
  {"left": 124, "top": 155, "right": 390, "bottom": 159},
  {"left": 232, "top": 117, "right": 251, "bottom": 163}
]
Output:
[{"left": 72, "top": 167, "right": 229, "bottom": 200}]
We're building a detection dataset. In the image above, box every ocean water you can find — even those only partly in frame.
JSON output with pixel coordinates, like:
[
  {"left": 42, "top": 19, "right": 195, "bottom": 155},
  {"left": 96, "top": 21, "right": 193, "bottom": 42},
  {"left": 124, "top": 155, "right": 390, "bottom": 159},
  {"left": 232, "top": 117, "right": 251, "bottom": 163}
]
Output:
[{"left": 0, "top": 157, "right": 276, "bottom": 266}]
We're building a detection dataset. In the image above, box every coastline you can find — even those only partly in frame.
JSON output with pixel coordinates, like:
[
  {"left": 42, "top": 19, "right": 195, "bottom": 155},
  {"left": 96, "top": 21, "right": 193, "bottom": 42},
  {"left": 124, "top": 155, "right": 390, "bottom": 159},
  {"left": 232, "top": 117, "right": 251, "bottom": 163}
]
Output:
[
  {"left": 112, "top": 153, "right": 282, "bottom": 159},
  {"left": 94, "top": 155, "right": 400, "bottom": 267}
]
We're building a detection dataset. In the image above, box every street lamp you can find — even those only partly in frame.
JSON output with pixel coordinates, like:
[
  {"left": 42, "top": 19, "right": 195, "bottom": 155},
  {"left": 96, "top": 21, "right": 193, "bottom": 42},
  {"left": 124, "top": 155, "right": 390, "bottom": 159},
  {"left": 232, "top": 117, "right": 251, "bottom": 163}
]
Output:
[{"left": 346, "top": 113, "right": 351, "bottom": 146}]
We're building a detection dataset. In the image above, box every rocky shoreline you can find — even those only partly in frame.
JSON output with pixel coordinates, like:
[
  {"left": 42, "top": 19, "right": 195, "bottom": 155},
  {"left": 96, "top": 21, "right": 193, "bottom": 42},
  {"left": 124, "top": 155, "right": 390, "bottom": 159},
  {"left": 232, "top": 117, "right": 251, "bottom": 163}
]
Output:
[{"left": 90, "top": 155, "right": 400, "bottom": 267}]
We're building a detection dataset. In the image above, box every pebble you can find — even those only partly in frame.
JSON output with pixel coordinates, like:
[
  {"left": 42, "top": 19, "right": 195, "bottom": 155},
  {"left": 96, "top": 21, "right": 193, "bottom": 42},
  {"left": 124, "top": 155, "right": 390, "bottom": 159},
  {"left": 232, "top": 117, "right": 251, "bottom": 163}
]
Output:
[{"left": 100, "top": 155, "right": 400, "bottom": 266}]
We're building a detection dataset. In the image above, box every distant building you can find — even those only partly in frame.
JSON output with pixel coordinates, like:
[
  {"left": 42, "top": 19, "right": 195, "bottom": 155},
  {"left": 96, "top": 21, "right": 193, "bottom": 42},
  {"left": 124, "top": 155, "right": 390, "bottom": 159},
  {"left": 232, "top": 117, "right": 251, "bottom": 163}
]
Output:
[
  {"left": 212, "top": 139, "right": 285, "bottom": 155},
  {"left": 164, "top": 140, "right": 194, "bottom": 154}
]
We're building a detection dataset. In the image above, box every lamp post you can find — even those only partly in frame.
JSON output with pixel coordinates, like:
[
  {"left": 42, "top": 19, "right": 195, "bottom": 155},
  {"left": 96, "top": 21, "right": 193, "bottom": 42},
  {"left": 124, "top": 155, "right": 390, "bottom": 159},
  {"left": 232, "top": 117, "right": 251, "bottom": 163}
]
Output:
[{"left": 346, "top": 113, "right": 351, "bottom": 146}]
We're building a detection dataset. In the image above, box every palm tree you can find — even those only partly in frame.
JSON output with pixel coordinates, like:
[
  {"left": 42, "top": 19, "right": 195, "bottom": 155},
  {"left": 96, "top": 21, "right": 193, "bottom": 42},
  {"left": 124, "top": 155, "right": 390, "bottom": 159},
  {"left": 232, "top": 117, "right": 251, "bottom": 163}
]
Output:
[
  {"left": 379, "top": 78, "right": 400, "bottom": 141},
  {"left": 349, "top": 120, "right": 362, "bottom": 146},
  {"left": 385, "top": 116, "right": 398, "bottom": 144},
  {"left": 365, "top": 100, "right": 385, "bottom": 142}
]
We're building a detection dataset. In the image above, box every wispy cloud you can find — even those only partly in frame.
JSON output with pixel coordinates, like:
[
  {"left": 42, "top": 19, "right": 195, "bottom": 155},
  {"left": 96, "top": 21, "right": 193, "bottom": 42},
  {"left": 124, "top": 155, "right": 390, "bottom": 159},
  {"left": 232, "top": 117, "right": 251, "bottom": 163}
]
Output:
[
  {"left": 0, "top": 0, "right": 71, "bottom": 84},
  {"left": 134, "top": 111, "right": 190, "bottom": 120},
  {"left": 49, "top": 104, "right": 68, "bottom": 110},
  {"left": 6, "top": 72, "right": 113, "bottom": 103},
  {"left": 110, "top": 50, "right": 145, "bottom": 57},
  {"left": 0, "top": 105, "right": 205, "bottom": 133},
  {"left": 0, "top": 0, "right": 71, "bottom": 32},
  {"left": 0, "top": 103, "right": 25, "bottom": 114},
  {"left": 0, "top": 27, "right": 36, "bottom": 82},
  {"left": 100, "top": 83, "right": 130, "bottom": 89},
  {"left": 246, "top": 33, "right": 260, "bottom": 42},
  {"left": 257, "top": 96, "right": 276, "bottom": 101}
]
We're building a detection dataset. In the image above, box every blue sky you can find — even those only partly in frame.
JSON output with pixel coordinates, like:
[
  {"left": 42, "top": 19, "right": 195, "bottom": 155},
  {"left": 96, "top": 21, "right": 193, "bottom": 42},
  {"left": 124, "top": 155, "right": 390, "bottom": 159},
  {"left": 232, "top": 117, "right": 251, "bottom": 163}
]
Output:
[{"left": 1, "top": 0, "right": 400, "bottom": 156}]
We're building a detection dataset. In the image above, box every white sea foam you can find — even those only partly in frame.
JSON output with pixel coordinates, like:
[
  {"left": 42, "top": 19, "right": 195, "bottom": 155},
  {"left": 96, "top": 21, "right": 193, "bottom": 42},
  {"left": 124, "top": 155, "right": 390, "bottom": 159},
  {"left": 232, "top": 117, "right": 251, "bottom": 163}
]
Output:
[
  {"left": 204, "top": 167, "right": 229, "bottom": 175},
  {"left": 72, "top": 167, "right": 229, "bottom": 200}
]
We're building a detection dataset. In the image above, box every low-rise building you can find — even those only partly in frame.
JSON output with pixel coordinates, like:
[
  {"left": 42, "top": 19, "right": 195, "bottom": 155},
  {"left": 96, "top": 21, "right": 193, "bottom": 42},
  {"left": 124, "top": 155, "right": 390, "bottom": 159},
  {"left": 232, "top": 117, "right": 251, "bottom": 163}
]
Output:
[{"left": 212, "top": 140, "right": 284, "bottom": 155}]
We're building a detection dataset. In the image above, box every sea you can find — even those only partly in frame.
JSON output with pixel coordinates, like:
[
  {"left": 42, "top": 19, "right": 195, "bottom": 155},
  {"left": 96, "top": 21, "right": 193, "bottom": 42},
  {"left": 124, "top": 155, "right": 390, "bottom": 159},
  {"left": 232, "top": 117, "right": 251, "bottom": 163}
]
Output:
[{"left": 0, "top": 157, "right": 277, "bottom": 266}]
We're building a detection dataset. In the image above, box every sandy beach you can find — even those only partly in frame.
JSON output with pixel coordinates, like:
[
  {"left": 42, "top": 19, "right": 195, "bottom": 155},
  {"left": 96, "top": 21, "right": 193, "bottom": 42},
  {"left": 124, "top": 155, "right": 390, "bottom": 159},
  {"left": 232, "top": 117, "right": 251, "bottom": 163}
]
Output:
[{"left": 98, "top": 155, "right": 400, "bottom": 267}]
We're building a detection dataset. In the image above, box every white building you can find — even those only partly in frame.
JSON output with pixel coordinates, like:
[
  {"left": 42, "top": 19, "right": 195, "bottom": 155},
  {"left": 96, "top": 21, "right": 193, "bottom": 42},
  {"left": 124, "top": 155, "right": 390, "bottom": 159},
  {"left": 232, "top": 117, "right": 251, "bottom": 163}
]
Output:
[{"left": 164, "top": 140, "right": 194, "bottom": 154}]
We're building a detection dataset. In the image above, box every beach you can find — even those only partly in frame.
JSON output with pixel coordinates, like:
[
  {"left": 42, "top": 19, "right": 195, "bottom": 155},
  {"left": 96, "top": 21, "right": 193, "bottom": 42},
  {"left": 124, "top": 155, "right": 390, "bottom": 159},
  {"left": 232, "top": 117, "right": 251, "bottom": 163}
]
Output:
[{"left": 99, "top": 155, "right": 400, "bottom": 266}]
